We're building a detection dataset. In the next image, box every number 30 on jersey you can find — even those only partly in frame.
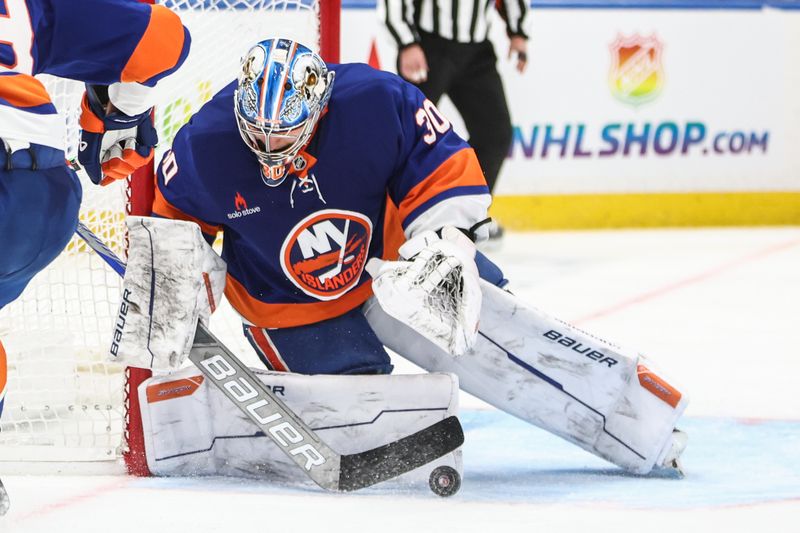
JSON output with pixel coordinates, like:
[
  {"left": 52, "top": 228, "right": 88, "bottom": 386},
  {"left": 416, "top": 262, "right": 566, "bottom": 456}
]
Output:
[{"left": 416, "top": 99, "right": 451, "bottom": 145}]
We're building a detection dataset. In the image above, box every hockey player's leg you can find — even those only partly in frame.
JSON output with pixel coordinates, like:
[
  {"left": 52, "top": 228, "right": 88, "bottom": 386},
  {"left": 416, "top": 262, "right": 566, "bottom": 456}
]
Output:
[
  {"left": 0, "top": 144, "right": 82, "bottom": 516},
  {"left": 137, "top": 367, "right": 461, "bottom": 488},
  {"left": 0, "top": 146, "right": 82, "bottom": 309},
  {"left": 449, "top": 41, "right": 512, "bottom": 195},
  {"left": 365, "top": 279, "right": 688, "bottom": 476}
]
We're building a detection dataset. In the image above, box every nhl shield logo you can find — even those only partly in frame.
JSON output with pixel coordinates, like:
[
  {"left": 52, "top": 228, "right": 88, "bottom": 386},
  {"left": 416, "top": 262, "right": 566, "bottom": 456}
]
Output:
[
  {"left": 608, "top": 34, "right": 664, "bottom": 106},
  {"left": 292, "top": 155, "right": 307, "bottom": 172},
  {"left": 280, "top": 210, "right": 372, "bottom": 301}
]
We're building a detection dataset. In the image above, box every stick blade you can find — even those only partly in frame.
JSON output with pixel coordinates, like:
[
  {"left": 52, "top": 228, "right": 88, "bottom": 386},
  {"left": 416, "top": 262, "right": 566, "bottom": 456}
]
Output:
[{"left": 337, "top": 415, "right": 464, "bottom": 492}]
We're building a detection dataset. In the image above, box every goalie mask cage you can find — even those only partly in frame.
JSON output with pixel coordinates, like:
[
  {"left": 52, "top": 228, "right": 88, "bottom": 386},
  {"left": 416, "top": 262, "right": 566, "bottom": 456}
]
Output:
[{"left": 0, "top": 0, "right": 340, "bottom": 475}]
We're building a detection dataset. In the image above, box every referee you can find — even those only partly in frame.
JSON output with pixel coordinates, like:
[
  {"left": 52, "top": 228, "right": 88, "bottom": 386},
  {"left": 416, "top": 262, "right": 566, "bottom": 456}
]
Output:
[{"left": 383, "top": 0, "right": 530, "bottom": 242}]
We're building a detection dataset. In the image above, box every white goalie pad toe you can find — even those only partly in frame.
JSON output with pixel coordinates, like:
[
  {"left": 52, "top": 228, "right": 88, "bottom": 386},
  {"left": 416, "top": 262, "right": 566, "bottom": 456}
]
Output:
[
  {"left": 138, "top": 368, "right": 462, "bottom": 485},
  {"left": 108, "top": 216, "right": 226, "bottom": 373}
]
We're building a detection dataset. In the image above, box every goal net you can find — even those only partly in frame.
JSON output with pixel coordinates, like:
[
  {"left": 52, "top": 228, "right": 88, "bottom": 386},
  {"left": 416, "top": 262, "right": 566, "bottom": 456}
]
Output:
[{"left": 0, "top": 0, "right": 338, "bottom": 473}]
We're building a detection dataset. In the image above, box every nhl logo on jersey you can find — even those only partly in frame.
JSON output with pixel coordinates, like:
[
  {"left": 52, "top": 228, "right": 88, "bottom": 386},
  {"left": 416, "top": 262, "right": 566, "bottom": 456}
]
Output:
[
  {"left": 292, "top": 155, "right": 307, "bottom": 172},
  {"left": 280, "top": 210, "right": 372, "bottom": 301}
]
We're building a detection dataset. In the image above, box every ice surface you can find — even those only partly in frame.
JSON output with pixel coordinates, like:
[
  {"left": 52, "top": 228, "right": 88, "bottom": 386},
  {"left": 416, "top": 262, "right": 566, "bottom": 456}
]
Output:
[{"left": 3, "top": 228, "right": 799, "bottom": 531}]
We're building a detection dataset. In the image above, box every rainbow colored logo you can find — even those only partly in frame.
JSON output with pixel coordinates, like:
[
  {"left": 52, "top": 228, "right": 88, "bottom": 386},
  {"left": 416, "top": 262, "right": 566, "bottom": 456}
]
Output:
[{"left": 609, "top": 34, "right": 664, "bottom": 106}]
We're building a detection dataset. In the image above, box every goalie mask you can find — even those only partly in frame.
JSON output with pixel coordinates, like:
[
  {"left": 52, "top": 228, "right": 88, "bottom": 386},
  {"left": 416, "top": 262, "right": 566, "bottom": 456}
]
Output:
[{"left": 234, "top": 38, "right": 335, "bottom": 187}]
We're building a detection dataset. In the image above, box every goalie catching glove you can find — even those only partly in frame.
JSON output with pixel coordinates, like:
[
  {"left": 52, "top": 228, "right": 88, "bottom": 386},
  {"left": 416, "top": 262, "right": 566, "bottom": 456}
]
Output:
[
  {"left": 366, "top": 226, "right": 481, "bottom": 357},
  {"left": 78, "top": 84, "right": 158, "bottom": 185},
  {"left": 109, "top": 217, "right": 226, "bottom": 373}
]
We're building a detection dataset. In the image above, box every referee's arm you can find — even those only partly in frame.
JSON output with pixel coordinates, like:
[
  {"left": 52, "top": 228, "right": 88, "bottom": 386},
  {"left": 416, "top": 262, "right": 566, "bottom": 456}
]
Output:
[
  {"left": 383, "top": 0, "right": 420, "bottom": 49},
  {"left": 496, "top": 0, "right": 531, "bottom": 73},
  {"left": 383, "top": 0, "right": 428, "bottom": 83}
]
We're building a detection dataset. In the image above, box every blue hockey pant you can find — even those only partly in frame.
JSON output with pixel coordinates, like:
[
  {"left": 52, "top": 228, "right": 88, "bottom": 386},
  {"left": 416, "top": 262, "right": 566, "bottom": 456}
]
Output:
[{"left": 0, "top": 143, "right": 82, "bottom": 417}]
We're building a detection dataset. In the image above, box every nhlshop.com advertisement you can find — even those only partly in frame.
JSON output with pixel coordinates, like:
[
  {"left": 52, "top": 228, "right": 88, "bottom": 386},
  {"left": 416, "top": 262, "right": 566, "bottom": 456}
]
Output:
[
  {"left": 490, "top": 8, "right": 796, "bottom": 196},
  {"left": 351, "top": 1, "right": 800, "bottom": 226}
]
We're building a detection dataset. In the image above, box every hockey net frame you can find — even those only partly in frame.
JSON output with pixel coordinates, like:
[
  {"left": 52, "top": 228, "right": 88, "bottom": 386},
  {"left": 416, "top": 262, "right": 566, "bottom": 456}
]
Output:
[{"left": 0, "top": 0, "right": 340, "bottom": 475}]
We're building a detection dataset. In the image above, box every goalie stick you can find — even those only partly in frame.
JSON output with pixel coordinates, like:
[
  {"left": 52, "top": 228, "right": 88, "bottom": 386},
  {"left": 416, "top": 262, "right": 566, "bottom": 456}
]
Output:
[{"left": 75, "top": 220, "right": 464, "bottom": 492}]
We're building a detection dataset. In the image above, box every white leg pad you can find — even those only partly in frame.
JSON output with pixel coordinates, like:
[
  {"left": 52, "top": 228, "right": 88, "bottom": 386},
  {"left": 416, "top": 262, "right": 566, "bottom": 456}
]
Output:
[
  {"left": 365, "top": 281, "right": 688, "bottom": 474},
  {"left": 139, "top": 367, "right": 462, "bottom": 484}
]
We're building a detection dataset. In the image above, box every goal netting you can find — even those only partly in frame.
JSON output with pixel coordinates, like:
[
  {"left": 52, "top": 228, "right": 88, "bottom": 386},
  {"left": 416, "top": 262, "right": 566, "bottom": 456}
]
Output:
[{"left": 0, "top": 0, "right": 338, "bottom": 472}]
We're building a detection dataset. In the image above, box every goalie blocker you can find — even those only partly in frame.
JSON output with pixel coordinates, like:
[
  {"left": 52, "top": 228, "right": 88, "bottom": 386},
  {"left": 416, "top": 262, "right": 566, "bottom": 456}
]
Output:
[{"left": 109, "top": 217, "right": 226, "bottom": 372}]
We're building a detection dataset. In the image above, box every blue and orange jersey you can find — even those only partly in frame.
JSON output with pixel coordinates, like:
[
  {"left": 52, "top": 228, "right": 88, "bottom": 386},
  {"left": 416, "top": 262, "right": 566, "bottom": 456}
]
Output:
[
  {"left": 0, "top": 0, "right": 190, "bottom": 148},
  {"left": 154, "top": 63, "right": 491, "bottom": 328}
]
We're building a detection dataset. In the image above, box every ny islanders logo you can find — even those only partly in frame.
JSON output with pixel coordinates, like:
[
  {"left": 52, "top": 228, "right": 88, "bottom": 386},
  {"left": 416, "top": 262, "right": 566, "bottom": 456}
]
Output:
[
  {"left": 280, "top": 210, "right": 372, "bottom": 301},
  {"left": 609, "top": 34, "right": 664, "bottom": 106}
]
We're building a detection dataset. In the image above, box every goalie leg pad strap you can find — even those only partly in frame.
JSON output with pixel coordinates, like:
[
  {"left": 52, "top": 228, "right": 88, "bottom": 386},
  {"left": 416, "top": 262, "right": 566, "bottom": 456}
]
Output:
[
  {"left": 365, "top": 281, "right": 688, "bottom": 474},
  {"left": 139, "top": 367, "right": 462, "bottom": 482}
]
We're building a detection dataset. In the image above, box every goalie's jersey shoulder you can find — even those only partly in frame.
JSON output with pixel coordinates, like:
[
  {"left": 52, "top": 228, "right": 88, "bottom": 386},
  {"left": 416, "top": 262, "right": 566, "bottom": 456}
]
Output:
[
  {"left": 324, "top": 63, "right": 429, "bottom": 156},
  {"left": 327, "top": 63, "right": 411, "bottom": 118},
  {"left": 323, "top": 63, "right": 488, "bottom": 231}
]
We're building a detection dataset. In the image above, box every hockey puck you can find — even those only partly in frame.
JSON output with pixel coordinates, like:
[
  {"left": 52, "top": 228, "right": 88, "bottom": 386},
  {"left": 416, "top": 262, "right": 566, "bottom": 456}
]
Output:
[{"left": 428, "top": 466, "right": 461, "bottom": 497}]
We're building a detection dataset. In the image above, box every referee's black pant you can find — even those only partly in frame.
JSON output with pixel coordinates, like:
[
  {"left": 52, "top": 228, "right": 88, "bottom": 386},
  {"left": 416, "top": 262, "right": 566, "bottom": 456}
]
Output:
[{"left": 410, "top": 31, "right": 513, "bottom": 193}]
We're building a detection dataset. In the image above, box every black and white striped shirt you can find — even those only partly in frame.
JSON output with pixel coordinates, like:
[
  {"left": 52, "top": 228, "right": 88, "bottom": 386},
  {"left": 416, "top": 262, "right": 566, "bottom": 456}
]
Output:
[{"left": 383, "top": 0, "right": 529, "bottom": 47}]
